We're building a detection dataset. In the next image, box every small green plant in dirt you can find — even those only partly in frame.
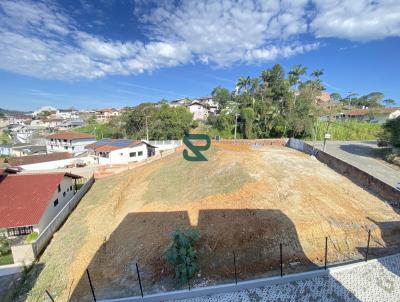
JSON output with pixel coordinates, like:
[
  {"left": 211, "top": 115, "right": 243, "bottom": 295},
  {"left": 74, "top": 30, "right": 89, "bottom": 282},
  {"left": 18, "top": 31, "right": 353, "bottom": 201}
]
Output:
[
  {"left": 165, "top": 228, "right": 200, "bottom": 286},
  {"left": 25, "top": 232, "right": 38, "bottom": 244}
]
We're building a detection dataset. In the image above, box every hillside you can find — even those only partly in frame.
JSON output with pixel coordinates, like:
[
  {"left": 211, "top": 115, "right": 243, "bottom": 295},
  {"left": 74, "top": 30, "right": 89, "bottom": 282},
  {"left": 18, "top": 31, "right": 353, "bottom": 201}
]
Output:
[{"left": 14, "top": 144, "right": 400, "bottom": 301}]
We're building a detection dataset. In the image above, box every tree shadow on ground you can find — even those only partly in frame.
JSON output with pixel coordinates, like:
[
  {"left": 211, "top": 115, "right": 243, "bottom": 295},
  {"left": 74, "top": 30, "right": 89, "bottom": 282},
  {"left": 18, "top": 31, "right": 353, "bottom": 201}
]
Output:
[
  {"left": 68, "top": 209, "right": 360, "bottom": 302},
  {"left": 339, "top": 143, "right": 382, "bottom": 159}
]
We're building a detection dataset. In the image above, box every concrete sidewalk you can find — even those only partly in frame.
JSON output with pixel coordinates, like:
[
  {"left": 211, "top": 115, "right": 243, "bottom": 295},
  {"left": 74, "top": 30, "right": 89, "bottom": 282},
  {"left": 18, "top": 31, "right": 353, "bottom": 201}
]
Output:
[
  {"left": 312, "top": 141, "right": 400, "bottom": 188},
  {"left": 174, "top": 254, "right": 400, "bottom": 302}
]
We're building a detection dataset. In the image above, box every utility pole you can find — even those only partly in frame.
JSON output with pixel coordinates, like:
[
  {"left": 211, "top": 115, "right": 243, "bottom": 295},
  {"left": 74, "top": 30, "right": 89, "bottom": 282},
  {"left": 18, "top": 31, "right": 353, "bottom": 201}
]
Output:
[
  {"left": 145, "top": 116, "right": 149, "bottom": 142},
  {"left": 234, "top": 113, "right": 238, "bottom": 141}
]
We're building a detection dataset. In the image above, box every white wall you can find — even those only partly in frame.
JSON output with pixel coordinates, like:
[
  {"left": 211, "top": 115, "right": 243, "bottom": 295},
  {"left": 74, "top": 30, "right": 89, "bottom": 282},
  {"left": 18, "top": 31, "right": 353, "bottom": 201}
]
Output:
[
  {"left": 47, "top": 137, "right": 96, "bottom": 154},
  {"left": 37, "top": 176, "right": 75, "bottom": 233},
  {"left": 98, "top": 143, "right": 149, "bottom": 164},
  {"left": 21, "top": 156, "right": 95, "bottom": 170}
]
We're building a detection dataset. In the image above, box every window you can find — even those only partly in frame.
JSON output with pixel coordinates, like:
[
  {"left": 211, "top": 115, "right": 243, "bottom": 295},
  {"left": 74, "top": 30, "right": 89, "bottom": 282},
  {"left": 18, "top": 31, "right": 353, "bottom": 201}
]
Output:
[
  {"left": 7, "top": 226, "right": 33, "bottom": 236},
  {"left": 72, "top": 146, "right": 75, "bottom": 150},
  {"left": 70, "top": 185, "right": 73, "bottom": 191},
  {"left": 63, "top": 192, "right": 66, "bottom": 197},
  {"left": 58, "top": 184, "right": 61, "bottom": 192},
  {"left": 120, "top": 153, "right": 123, "bottom": 156},
  {"left": 67, "top": 188, "right": 69, "bottom": 192},
  {"left": 64, "top": 146, "right": 68, "bottom": 150},
  {"left": 138, "top": 151, "right": 143, "bottom": 156},
  {"left": 129, "top": 152, "right": 136, "bottom": 157},
  {"left": 54, "top": 199, "right": 59, "bottom": 207}
]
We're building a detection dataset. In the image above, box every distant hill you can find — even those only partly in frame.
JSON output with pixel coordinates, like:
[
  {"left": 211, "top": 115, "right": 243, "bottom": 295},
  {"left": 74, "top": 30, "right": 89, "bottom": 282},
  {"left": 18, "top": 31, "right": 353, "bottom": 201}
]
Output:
[{"left": 0, "top": 108, "right": 30, "bottom": 116}]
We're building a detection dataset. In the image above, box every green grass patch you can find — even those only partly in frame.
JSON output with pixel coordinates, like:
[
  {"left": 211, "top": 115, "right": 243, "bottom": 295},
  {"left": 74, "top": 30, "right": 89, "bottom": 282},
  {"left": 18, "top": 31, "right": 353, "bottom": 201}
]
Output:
[
  {"left": 0, "top": 253, "right": 13, "bottom": 265},
  {"left": 143, "top": 146, "right": 253, "bottom": 204},
  {"left": 309, "top": 121, "right": 382, "bottom": 141}
]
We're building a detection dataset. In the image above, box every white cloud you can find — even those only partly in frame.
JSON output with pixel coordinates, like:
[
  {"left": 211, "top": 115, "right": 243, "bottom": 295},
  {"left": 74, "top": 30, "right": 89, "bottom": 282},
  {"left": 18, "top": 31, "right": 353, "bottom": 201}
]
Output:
[
  {"left": 0, "top": 0, "right": 399, "bottom": 80},
  {"left": 311, "top": 0, "right": 400, "bottom": 41}
]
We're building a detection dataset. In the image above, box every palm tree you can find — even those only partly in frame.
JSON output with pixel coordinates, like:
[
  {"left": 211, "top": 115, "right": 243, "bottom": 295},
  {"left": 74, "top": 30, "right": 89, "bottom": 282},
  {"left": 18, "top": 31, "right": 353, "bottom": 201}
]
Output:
[
  {"left": 311, "top": 69, "right": 324, "bottom": 80},
  {"left": 289, "top": 64, "right": 307, "bottom": 88},
  {"left": 235, "top": 76, "right": 250, "bottom": 94}
]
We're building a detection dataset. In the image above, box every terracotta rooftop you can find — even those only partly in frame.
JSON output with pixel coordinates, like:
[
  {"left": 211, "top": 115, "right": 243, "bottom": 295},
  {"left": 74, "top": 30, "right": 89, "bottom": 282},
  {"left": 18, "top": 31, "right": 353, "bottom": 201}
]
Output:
[
  {"left": 46, "top": 131, "right": 95, "bottom": 140},
  {"left": 8, "top": 152, "right": 72, "bottom": 167},
  {"left": 0, "top": 172, "right": 81, "bottom": 228}
]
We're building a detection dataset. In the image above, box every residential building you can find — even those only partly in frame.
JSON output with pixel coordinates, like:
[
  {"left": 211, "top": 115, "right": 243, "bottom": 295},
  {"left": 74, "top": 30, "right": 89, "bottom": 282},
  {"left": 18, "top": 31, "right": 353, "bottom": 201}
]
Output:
[
  {"left": 0, "top": 171, "right": 81, "bottom": 237},
  {"left": 56, "top": 109, "right": 79, "bottom": 119},
  {"left": 0, "top": 144, "right": 12, "bottom": 156},
  {"left": 188, "top": 101, "right": 209, "bottom": 121},
  {"left": 95, "top": 108, "right": 120, "bottom": 122},
  {"left": 7, "top": 152, "right": 72, "bottom": 168},
  {"left": 8, "top": 144, "right": 47, "bottom": 157},
  {"left": 7, "top": 114, "right": 32, "bottom": 125},
  {"left": 86, "top": 138, "right": 156, "bottom": 164},
  {"left": 315, "top": 92, "right": 332, "bottom": 105},
  {"left": 345, "top": 107, "right": 400, "bottom": 123},
  {"left": 32, "top": 106, "right": 57, "bottom": 117},
  {"left": 46, "top": 131, "right": 96, "bottom": 154}
]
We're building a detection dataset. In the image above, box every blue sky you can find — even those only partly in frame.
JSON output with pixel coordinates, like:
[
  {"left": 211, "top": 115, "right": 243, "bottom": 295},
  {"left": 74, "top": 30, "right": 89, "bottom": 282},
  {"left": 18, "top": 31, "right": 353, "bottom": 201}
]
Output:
[{"left": 0, "top": 0, "right": 399, "bottom": 111}]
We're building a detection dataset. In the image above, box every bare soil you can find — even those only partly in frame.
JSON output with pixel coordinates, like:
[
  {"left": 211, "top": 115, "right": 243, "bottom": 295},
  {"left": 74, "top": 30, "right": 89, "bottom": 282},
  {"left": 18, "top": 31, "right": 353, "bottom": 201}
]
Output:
[{"left": 22, "top": 144, "right": 400, "bottom": 302}]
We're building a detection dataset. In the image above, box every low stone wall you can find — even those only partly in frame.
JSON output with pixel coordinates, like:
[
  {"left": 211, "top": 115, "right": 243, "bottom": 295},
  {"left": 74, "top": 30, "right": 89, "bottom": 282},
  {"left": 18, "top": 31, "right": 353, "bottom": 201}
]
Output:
[
  {"left": 288, "top": 138, "right": 400, "bottom": 205},
  {"left": 215, "top": 138, "right": 288, "bottom": 146}
]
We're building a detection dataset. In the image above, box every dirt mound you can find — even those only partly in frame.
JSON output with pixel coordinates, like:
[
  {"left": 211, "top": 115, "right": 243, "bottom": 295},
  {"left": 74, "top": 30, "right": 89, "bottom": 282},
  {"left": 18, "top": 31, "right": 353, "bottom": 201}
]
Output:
[{"left": 22, "top": 144, "right": 400, "bottom": 302}]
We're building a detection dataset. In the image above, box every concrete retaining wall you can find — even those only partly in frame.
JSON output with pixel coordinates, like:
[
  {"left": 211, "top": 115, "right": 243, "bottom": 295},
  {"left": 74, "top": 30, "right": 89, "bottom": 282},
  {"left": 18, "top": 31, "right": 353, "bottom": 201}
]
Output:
[
  {"left": 215, "top": 138, "right": 288, "bottom": 146},
  {"left": 32, "top": 176, "right": 95, "bottom": 257},
  {"left": 288, "top": 138, "right": 400, "bottom": 204}
]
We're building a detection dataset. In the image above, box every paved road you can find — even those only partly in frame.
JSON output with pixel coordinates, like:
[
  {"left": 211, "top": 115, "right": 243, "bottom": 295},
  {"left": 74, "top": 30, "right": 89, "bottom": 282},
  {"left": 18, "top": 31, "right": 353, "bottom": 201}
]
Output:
[
  {"left": 312, "top": 140, "right": 400, "bottom": 188},
  {"left": 174, "top": 254, "right": 400, "bottom": 302},
  {"left": 0, "top": 273, "right": 19, "bottom": 301},
  {"left": 20, "top": 165, "right": 97, "bottom": 178}
]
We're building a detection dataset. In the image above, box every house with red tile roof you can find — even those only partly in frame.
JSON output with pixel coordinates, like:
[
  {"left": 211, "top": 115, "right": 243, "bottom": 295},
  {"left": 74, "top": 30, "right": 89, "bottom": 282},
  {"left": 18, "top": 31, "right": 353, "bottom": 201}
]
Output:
[
  {"left": 95, "top": 108, "right": 120, "bottom": 122},
  {"left": 345, "top": 107, "right": 400, "bottom": 124},
  {"left": 46, "top": 131, "right": 96, "bottom": 154},
  {"left": 0, "top": 171, "right": 81, "bottom": 237},
  {"left": 86, "top": 138, "right": 156, "bottom": 164}
]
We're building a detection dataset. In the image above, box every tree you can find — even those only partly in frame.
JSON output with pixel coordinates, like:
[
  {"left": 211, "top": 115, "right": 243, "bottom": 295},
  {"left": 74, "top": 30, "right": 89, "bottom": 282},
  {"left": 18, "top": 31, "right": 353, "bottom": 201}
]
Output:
[
  {"left": 381, "top": 117, "right": 400, "bottom": 148},
  {"left": 289, "top": 64, "right": 307, "bottom": 89},
  {"left": 236, "top": 76, "right": 250, "bottom": 94},
  {"left": 330, "top": 93, "right": 342, "bottom": 102},
  {"left": 382, "top": 99, "right": 396, "bottom": 107},
  {"left": 311, "top": 69, "right": 324, "bottom": 80},
  {"left": 240, "top": 108, "right": 255, "bottom": 138},
  {"left": 165, "top": 228, "right": 200, "bottom": 286},
  {"left": 212, "top": 86, "right": 231, "bottom": 109}
]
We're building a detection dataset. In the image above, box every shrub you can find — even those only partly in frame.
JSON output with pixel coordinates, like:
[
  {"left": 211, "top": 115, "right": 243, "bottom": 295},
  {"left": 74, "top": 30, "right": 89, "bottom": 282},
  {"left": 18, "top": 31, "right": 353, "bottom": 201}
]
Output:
[
  {"left": 25, "top": 232, "right": 38, "bottom": 244},
  {"left": 0, "top": 234, "right": 11, "bottom": 256},
  {"left": 165, "top": 228, "right": 200, "bottom": 285},
  {"left": 382, "top": 117, "right": 400, "bottom": 147}
]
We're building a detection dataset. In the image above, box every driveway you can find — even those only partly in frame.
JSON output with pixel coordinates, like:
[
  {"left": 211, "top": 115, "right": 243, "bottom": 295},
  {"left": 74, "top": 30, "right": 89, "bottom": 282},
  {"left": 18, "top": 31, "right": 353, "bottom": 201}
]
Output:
[
  {"left": 0, "top": 273, "right": 19, "bottom": 301},
  {"left": 312, "top": 140, "right": 400, "bottom": 188}
]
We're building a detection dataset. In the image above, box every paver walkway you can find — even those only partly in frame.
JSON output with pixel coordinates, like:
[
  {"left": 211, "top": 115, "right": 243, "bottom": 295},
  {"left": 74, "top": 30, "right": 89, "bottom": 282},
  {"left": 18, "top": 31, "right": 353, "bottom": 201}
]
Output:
[
  {"left": 174, "top": 254, "right": 400, "bottom": 302},
  {"left": 312, "top": 141, "right": 400, "bottom": 188}
]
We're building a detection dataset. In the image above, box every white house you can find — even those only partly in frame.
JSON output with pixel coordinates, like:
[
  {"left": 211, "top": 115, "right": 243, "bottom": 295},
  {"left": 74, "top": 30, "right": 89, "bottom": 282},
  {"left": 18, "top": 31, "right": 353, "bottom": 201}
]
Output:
[
  {"left": 46, "top": 131, "right": 96, "bottom": 154},
  {"left": 188, "top": 101, "right": 209, "bottom": 121},
  {"left": 86, "top": 139, "right": 157, "bottom": 164},
  {"left": 56, "top": 109, "right": 79, "bottom": 120},
  {"left": 95, "top": 108, "right": 120, "bottom": 122},
  {"left": 345, "top": 107, "right": 400, "bottom": 124},
  {"left": 0, "top": 170, "right": 81, "bottom": 237}
]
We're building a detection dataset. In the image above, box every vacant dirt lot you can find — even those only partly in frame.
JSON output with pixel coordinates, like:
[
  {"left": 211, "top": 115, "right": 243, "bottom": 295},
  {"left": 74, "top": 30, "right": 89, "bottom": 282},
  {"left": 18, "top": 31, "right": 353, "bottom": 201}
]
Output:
[{"left": 19, "top": 144, "right": 400, "bottom": 302}]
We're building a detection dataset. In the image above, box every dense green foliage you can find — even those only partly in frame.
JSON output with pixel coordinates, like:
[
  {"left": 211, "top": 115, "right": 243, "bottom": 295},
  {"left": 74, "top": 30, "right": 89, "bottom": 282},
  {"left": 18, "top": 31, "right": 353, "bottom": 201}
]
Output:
[
  {"left": 381, "top": 117, "right": 400, "bottom": 147},
  {"left": 309, "top": 121, "right": 382, "bottom": 141},
  {"left": 0, "top": 131, "right": 11, "bottom": 144},
  {"left": 206, "top": 64, "right": 324, "bottom": 139},
  {"left": 0, "top": 234, "right": 10, "bottom": 256},
  {"left": 165, "top": 228, "right": 200, "bottom": 286},
  {"left": 75, "top": 117, "right": 124, "bottom": 140},
  {"left": 77, "top": 104, "right": 193, "bottom": 140},
  {"left": 124, "top": 104, "right": 193, "bottom": 140}
]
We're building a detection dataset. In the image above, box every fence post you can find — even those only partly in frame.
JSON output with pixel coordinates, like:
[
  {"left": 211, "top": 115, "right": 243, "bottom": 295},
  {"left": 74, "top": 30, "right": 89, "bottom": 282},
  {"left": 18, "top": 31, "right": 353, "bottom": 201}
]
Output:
[
  {"left": 233, "top": 250, "right": 238, "bottom": 285},
  {"left": 135, "top": 263, "right": 144, "bottom": 297},
  {"left": 280, "top": 243, "right": 283, "bottom": 277},
  {"left": 365, "top": 230, "right": 371, "bottom": 262},
  {"left": 45, "top": 290, "right": 55, "bottom": 302},
  {"left": 324, "top": 237, "right": 328, "bottom": 270},
  {"left": 86, "top": 269, "right": 96, "bottom": 302}
]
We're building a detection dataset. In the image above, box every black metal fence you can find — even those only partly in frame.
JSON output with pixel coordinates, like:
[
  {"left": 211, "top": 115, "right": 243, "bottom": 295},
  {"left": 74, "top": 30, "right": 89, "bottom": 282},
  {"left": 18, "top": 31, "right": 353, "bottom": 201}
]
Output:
[{"left": 43, "top": 226, "right": 400, "bottom": 301}]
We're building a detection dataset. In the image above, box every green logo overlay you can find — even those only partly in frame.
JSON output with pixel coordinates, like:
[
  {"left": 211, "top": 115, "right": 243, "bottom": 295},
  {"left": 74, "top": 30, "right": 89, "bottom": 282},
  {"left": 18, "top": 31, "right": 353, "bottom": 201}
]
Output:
[{"left": 183, "top": 134, "right": 211, "bottom": 161}]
